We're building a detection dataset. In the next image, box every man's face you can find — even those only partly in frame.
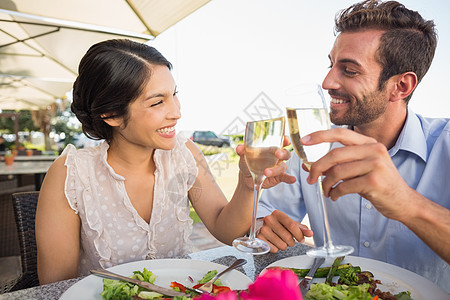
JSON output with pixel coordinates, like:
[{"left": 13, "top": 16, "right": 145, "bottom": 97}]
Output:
[{"left": 322, "top": 30, "right": 390, "bottom": 126}]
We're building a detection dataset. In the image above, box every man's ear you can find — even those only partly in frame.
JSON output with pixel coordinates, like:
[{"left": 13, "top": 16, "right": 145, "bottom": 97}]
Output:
[
  {"left": 389, "top": 71, "right": 417, "bottom": 102},
  {"left": 101, "top": 114, "right": 122, "bottom": 127}
]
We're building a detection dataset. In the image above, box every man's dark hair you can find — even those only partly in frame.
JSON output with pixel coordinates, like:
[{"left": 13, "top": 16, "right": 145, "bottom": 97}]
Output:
[{"left": 335, "top": 0, "right": 437, "bottom": 103}]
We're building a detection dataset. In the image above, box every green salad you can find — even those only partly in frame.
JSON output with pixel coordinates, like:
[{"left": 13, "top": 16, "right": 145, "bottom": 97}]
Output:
[
  {"left": 272, "top": 262, "right": 413, "bottom": 300},
  {"left": 100, "top": 268, "right": 223, "bottom": 300},
  {"left": 101, "top": 268, "right": 188, "bottom": 300}
]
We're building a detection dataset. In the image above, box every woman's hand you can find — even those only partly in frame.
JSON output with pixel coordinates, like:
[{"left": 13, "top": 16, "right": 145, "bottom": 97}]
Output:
[{"left": 236, "top": 136, "right": 296, "bottom": 190}]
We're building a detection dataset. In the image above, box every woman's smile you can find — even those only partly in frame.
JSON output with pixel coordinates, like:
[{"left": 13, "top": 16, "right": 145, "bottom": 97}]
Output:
[{"left": 156, "top": 125, "right": 176, "bottom": 138}]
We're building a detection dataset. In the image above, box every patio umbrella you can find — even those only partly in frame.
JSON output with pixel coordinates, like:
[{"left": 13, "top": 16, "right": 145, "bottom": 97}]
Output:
[
  {"left": 0, "top": 75, "right": 73, "bottom": 110},
  {"left": 1, "top": 0, "right": 211, "bottom": 38},
  {"left": 0, "top": 0, "right": 210, "bottom": 107}
]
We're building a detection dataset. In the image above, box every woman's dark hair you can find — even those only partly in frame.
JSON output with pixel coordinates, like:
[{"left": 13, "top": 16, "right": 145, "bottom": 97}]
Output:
[
  {"left": 335, "top": 0, "right": 437, "bottom": 104},
  {"left": 72, "top": 39, "right": 172, "bottom": 142}
]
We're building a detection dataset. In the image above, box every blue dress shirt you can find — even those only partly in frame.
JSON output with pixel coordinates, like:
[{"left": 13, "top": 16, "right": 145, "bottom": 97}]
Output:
[{"left": 258, "top": 108, "right": 450, "bottom": 292}]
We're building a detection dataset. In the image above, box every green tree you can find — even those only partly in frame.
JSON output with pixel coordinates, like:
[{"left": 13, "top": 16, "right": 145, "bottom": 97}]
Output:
[
  {"left": 0, "top": 110, "right": 40, "bottom": 133},
  {"left": 52, "top": 101, "right": 81, "bottom": 150}
]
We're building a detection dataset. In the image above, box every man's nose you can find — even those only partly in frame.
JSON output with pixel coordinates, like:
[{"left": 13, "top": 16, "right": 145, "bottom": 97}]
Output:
[{"left": 322, "top": 68, "right": 339, "bottom": 91}]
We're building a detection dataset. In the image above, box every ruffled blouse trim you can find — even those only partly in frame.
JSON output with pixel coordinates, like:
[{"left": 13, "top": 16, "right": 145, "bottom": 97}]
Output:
[
  {"left": 174, "top": 135, "right": 198, "bottom": 247},
  {"left": 120, "top": 180, "right": 152, "bottom": 232},
  {"left": 62, "top": 144, "right": 79, "bottom": 214},
  {"left": 63, "top": 134, "right": 199, "bottom": 272},
  {"left": 149, "top": 134, "right": 198, "bottom": 255},
  {"left": 63, "top": 143, "right": 113, "bottom": 268},
  {"left": 99, "top": 142, "right": 125, "bottom": 181}
]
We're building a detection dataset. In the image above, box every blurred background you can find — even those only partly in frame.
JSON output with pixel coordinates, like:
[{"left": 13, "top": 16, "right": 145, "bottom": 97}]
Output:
[
  {"left": 149, "top": 0, "right": 450, "bottom": 134},
  {"left": 1, "top": 0, "right": 449, "bottom": 153}
]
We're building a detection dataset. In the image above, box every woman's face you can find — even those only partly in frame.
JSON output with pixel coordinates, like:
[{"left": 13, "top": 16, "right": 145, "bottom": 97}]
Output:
[{"left": 112, "top": 64, "right": 181, "bottom": 151}]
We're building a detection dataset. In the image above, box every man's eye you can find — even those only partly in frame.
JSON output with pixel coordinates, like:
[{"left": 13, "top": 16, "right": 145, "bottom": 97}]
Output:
[
  {"left": 150, "top": 100, "right": 163, "bottom": 107},
  {"left": 344, "top": 69, "right": 357, "bottom": 76}
]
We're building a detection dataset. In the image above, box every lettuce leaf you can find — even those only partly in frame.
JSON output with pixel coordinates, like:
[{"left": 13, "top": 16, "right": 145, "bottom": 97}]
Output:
[
  {"left": 101, "top": 268, "right": 157, "bottom": 300},
  {"left": 306, "top": 283, "right": 373, "bottom": 300}
]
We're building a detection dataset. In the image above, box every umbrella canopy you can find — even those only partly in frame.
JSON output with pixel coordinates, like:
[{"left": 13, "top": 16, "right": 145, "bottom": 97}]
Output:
[
  {"left": 0, "top": 0, "right": 210, "bottom": 109},
  {"left": 1, "top": 0, "right": 210, "bottom": 38},
  {"left": 0, "top": 75, "right": 73, "bottom": 110}
]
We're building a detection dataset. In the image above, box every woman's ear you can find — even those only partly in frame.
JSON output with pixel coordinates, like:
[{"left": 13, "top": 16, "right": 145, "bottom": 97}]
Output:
[
  {"left": 101, "top": 114, "right": 122, "bottom": 127},
  {"left": 389, "top": 71, "right": 417, "bottom": 102}
]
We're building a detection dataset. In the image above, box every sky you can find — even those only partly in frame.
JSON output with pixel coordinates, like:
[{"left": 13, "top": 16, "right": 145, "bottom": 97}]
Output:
[{"left": 148, "top": 0, "right": 450, "bottom": 135}]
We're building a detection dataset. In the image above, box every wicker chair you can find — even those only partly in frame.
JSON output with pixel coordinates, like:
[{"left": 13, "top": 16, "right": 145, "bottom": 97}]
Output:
[{"left": 10, "top": 191, "right": 40, "bottom": 291}]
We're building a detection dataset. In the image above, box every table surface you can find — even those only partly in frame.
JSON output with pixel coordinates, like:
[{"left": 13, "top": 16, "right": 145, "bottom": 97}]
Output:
[
  {"left": 13, "top": 156, "right": 58, "bottom": 162},
  {"left": 0, "top": 243, "right": 310, "bottom": 299},
  {"left": 0, "top": 160, "right": 54, "bottom": 175}
]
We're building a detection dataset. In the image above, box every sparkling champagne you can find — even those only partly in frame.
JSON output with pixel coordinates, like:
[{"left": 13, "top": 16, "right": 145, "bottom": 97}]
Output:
[
  {"left": 286, "top": 108, "right": 330, "bottom": 168},
  {"left": 284, "top": 84, "right": 354, "bottom": 258},
  {"left": 233, "top": 116, "right": 285, "bottom": 255},
  {"left": 244, "top": 146, "right": 279, "bottom": 177}
]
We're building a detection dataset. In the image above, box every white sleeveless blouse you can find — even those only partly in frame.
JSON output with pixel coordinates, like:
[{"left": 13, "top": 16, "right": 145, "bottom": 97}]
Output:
[{"left": 61, "top": 134, "right": 198, "bottom": 276}]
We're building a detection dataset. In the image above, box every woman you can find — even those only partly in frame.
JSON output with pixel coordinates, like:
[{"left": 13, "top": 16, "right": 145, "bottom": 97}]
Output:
[{"left": 36, "top": 39, "right": 295, "bottom": 284}]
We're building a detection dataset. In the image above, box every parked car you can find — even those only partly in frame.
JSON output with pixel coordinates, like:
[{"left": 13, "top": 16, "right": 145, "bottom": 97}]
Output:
[{"left": 192, "top": 131, "right": 231, "bottom": 147}]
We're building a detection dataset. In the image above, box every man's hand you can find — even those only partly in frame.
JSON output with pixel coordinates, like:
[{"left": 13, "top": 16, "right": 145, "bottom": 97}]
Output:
[
  {"left": 256, "top": 210, "right": 313, "bottom": 253},
  {"left": 303, "top": 127, "right": 415, "bottom": 221},
  {"left": 236, "top": 136, "right": 296, "bottom": 190}
]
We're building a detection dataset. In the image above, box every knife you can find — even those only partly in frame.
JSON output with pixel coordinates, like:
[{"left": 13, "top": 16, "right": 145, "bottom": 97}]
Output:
[
  {"left": 177, "top": 283, "right": 206, "bottom": 295},
  {"left": 298, "top": 257, "right": 325, "bottom": 297},
  {"left": 91, "top": 268, "right": 189, "bottom": 298},
  {"left": 325, "top": 256, "right": 345, "bottom": 284}
]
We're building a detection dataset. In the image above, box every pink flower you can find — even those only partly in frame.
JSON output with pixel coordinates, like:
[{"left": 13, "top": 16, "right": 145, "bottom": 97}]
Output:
[
  {"left": 195, "top": 290, "right": 239, "bottom": 300},
  {"left": 240, "top": 268, "right": 302, "bottom": 300}
]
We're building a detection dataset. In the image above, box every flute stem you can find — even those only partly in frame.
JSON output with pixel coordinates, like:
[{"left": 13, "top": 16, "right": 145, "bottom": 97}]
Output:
[
  {"left": 318, "top": 176, "right": 335, "bottom": 250},
  {"left": 248, "top": 176, "right": 264, "bottom": 241}
]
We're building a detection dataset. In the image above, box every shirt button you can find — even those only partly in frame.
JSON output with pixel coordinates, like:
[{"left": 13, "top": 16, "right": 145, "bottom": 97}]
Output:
[
  {"left": 365, "top": 203, "right": 372, "bottom": 209},
  {"left": 363, "top": 241, "right": 370, "bottom": 248}
]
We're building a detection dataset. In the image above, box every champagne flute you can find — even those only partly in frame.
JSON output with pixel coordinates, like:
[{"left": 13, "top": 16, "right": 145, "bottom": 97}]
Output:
[
  {"left": 233, "top": 116, "right": 285, "bottom": 255},
  {"left": 286, "top": 84, "right": 354, "bottom": 258}
]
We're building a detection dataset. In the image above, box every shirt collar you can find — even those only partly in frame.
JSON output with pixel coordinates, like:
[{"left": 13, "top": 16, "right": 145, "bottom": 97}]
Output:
[
  {"left": 100, "top": 141, "right": 126, "bottom": 181},
  {"left": 388, "top": 107, "right": 427, "bottom": 162}
]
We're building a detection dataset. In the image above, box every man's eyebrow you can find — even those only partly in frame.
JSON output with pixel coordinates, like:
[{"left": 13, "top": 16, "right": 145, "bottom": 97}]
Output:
[
  {"left": 339, "top": 58, "right": 362, "bottom": 67},
  {"left": 328, "top": 55, "right": 361, "bottom": 67}
]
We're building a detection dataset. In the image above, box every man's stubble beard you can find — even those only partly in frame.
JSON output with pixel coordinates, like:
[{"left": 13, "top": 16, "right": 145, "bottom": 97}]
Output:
[{"left": 329, "top": 88, "right": 388, "bottom": 126}]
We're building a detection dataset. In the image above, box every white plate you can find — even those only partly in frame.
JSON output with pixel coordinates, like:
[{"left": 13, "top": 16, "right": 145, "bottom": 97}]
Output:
[
  {"left": 60, "top": 259, "right": 252, "bottom": 299},
  {"left": 263, "top": 255, "right": 448, "bottom": 300}
]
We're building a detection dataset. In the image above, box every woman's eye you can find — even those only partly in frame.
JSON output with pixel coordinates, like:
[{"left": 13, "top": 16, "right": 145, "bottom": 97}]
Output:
[{"left": 150, "top": 100, "right": 163, "bottom": 107}]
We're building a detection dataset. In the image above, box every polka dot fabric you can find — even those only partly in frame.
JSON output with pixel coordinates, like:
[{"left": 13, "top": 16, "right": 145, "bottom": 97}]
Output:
[{"left": 61, "top": 134, "right": 198, "bottom": 276}]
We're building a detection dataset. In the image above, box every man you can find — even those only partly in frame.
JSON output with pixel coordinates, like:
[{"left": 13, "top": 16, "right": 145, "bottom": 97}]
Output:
[{"left": 256, "top": 0, "right": 450, "bottom": 292}]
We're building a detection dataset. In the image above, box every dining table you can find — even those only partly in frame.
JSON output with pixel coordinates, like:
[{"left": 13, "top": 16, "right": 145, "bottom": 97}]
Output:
[
  {"left": 12, "top": 155, "right": 59, "bottom": 162},
  {"left": 0, "top": 160, "right": 54, "bottom": 190},
  {"left": 0, "top": 243, "right": 311, "bottom": 300}
]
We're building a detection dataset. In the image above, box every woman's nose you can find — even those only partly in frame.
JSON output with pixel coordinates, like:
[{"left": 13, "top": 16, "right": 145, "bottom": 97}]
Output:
[{"left": 168, "top": 97, "right": 181, "bottom": 119}]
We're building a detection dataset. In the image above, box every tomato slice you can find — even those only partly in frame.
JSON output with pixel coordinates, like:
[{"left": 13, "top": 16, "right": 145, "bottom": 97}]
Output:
[
  {"left": 192, "top": 283, "right": 231, "bottom": 294},
  {"left": 170, "top": 281, "right": 186, "bottom": 293},
  {"left": 213, "top": 285, "right": 231, "bottom": 294}
]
